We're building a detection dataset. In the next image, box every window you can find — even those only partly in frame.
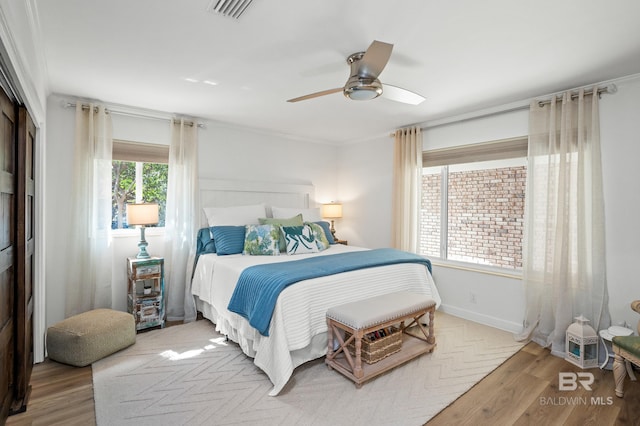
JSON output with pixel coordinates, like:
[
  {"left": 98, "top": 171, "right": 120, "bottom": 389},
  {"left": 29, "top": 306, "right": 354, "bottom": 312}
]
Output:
[
  {"left": 111, "top": 140, "right": 169, "bottom": 229},
  {"left": 419, "top": 137, "right": 527, "bottom": 270}
]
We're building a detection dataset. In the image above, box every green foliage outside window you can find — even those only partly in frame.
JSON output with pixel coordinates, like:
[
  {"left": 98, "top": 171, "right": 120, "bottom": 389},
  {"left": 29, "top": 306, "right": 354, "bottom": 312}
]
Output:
[{"left": 112, "top": 161, "right": 168, "bottom": 229}]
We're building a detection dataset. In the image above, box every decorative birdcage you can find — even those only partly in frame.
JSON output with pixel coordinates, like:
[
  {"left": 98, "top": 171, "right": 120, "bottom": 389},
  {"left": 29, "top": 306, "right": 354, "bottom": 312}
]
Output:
[{"left": 565, "top": 315, "right": 598, "bottom": 369}]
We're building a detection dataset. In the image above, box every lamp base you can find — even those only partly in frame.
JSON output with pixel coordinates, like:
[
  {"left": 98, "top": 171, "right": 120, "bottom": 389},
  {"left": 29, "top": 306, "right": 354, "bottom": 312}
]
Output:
[
  {"left": 136, "top": 227, "right": 151, "bottom": 259},
  {"left": 330, "top": 219, "right": 338, "bottom": 241}
]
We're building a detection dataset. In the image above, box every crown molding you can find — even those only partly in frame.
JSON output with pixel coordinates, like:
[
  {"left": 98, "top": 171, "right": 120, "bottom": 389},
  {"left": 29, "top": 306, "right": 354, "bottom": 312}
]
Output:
[{"left": 0, "top": 0, "right": 48, "bottom": 122}]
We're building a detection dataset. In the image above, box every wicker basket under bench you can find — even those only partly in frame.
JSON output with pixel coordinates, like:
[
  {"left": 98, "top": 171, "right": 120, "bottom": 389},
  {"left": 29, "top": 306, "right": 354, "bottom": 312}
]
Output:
[{"left": 325, "top": 291, "right": 436, "bottom": 388}]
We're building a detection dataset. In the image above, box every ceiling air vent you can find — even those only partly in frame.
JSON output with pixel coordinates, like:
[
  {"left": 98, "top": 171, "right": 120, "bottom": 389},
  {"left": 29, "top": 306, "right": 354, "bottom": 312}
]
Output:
[{"left": 207, "top": 0, "right": 254, "bottom": 19}]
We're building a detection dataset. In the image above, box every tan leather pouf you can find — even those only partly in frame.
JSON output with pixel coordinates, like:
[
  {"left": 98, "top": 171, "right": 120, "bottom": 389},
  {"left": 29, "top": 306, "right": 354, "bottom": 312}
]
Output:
[{"left": 46, "top": 308, "right": 136, "bottom": 367}]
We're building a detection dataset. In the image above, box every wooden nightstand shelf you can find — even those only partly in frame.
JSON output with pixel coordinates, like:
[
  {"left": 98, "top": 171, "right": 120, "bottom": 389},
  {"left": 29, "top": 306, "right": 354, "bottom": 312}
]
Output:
[{"left": 127, "top": 257, "right": 165, "bottom": 331}]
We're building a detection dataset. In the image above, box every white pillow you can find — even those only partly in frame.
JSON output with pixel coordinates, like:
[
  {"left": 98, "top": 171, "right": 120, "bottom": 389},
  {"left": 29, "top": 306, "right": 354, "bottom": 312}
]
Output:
[
  {"left": 203, "top": 204, "right": 266, "bottom": 226},
  {"left": 272, "top": 206, "right": 322, "bottom": 222}
]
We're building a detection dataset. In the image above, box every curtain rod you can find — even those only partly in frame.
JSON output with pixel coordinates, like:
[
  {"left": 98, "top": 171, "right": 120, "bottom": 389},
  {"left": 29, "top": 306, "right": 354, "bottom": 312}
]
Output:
[
  {"left": 63, "top": 102, "right": 206, "bottom": 128},
  {"left": 535, "top": 85, "right": 615, "bottom": 107},
  {"left": 388, "top": 104, "right": 530, "bottom": 136},
  {"left": 389, "top": 83, "right": 617, "bottom": 137}
]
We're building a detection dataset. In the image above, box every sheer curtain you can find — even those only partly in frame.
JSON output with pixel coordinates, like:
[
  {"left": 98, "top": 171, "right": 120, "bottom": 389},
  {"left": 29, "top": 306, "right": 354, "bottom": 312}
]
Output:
[
  {"left": 164, "top": 118, "right": 199, "bottom": 322},
  {"left": 517, "top": 88, "right": 610, "bottom": 356},
  {"left": 391, "top": 126, "right": 422, "bottom": 252},
  {"left": 65, "top": 103, "right": 113, "bottom": 316}
]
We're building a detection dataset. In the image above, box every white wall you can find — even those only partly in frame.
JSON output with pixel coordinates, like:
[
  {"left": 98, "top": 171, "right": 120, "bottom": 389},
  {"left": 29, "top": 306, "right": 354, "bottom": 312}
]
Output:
[
  {"left": 600, "top": 75, "right": 640, "bottom": 331},
  {"left": 198, "top": 122, "right": 339, "bottom": 205},
  {"left": 44, "top": 94, "right": 339, "bottom": 327},
  {"left": 338, "top": 74, "right": 640, "bottom": 333},
  {"left": 336, "top": 135, "right": 394, "bottom": 248}
]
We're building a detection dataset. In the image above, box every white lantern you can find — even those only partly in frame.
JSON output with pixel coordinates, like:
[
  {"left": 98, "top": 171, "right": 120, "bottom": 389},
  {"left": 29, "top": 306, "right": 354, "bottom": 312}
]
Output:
[{"left": 565, "top": 315, "right": 598, "bottom": 369}]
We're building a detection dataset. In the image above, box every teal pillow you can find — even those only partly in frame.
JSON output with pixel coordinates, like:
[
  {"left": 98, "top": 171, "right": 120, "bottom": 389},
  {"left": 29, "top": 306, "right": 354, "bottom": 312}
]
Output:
[
  {"left": 244, "top": 224, "right": 280, "bottom": 256},
  {"left": 306, "top": 222, "right": 330, "bottom": 251},
  {"left": 212, "top": 226, "right": 245, "bottom": 255},
  {"left": 258, "top": 214, "right": 304, "bottom": 252},
  {"left": 196, "top": 227, "right": 216, "bottom": 255},
  {"left": 281, "top": 224, "right": 319, "bottom": 255},
  {"left": 314, "top": 221, "right": 335, "bottom": 244}
]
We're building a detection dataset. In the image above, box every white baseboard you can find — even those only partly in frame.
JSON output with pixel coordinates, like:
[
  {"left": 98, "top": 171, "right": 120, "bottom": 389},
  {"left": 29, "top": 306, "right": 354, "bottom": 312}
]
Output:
[{"left": 439, "top": 303, "right": 522, "bottom": 334}]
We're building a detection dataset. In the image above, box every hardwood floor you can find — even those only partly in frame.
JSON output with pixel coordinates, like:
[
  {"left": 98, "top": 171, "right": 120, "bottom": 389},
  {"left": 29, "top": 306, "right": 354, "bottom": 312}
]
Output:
[
  {"left": 6, "top": 342, "right": 640, "bottom": 425},
  {"left": 5, "top": 360, "right": 95, "bottom": 426},
  {"left": 428, "top": 342, "right": 640, "bottom": 425}
]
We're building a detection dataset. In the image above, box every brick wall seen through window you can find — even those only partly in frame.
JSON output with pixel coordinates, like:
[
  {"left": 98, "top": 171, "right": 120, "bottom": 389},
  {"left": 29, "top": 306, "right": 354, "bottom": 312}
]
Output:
[{"left": 420, "top": 160, "right": 526, "bottom": 270}]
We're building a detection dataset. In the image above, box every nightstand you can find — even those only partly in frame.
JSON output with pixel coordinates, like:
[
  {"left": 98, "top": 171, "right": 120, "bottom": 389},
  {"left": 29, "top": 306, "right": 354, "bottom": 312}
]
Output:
[
  {"left": 336, "top": 239, "right": 348, "bottom": 245},
  {"left": 127, "top": 257, "right": 165, "bottom": 331}
]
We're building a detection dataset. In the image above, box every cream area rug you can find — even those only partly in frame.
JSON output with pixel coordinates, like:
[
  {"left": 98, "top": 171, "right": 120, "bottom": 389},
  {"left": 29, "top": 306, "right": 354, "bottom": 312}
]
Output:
[{"left": 93, "top": 312, "right": 523, "bottom": 426}]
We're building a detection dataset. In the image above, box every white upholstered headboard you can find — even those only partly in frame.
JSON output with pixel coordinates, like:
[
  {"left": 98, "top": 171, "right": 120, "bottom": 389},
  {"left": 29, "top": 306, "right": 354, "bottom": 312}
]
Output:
[{"left": 198, "top": 179, "right": 315, "bottom": 227}]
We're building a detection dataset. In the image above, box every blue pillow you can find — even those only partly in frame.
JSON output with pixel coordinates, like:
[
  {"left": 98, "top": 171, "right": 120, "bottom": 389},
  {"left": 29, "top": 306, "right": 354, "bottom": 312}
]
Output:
[
  {"left": 314, "top": 221, "right": 335, "bottom": 244},
  {"left": 305, "top": 222, "right": 330, "bottom": 251},
  {"left": 196, "top": 227, "right": 216, "bottom": 256},
  {"left": 212, "top": 226, "right": 246, "bottom": 255}
]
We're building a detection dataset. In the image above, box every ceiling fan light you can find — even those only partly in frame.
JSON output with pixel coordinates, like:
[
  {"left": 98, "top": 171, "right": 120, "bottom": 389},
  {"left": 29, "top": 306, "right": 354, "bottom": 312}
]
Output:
[
  {"left": 343, "top": 78, "right": 383, "bottom": 101},
  {"left": 345, "top": 87, "right": 382, "bottom": 101}
]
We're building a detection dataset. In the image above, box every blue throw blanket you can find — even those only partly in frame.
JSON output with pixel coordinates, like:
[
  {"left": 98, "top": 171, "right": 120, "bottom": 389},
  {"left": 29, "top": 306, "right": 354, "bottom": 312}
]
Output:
[{"left": 227, "top": 248, "right": 432, "bottom": 336}]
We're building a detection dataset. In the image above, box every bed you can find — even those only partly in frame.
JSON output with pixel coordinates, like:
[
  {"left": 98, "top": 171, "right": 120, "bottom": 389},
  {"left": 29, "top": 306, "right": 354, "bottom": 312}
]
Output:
[{"left": 189, "top": 179, "right": 441, "bottom": 395}]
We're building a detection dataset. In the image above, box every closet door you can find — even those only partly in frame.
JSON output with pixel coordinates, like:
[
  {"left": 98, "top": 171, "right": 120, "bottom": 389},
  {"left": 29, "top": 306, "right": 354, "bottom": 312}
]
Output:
[
  {"left": 0, "top": 85, "right": 16, "bottom": 421},
  {"left": 13, "top": 106, "right": 35, "bottom": 413}
]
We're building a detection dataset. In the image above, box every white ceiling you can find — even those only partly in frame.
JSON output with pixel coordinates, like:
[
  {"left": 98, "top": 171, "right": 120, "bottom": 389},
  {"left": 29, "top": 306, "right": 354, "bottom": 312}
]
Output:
[{"left": 35, "top": 0, "right": 640, "bottom": 144}]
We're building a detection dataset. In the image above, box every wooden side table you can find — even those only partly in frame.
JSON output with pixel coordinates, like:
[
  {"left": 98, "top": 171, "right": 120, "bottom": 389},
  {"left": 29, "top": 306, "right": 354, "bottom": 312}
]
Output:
[{"left": 127, "top": 257, "right": 165, "bottom": 331}]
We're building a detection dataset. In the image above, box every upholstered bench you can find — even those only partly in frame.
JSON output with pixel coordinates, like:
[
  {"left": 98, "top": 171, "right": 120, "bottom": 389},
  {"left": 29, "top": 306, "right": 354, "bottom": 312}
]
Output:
[
  {"left": 46, "top": 308, "right": 136, "bottom": 367},
  {"left": 613, "top": 335, "right": 640, "bottom": 397},
  {"left": 325, "top": 291, "right": 436, "bottom": 387}
]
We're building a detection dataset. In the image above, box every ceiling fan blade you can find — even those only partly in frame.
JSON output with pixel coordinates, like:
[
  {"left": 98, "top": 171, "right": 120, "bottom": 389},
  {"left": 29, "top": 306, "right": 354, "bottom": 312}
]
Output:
[
  {"left": 357, "top": 40, "right": 393, "bottom": 79},
  {"left": 287, "top": 87, "right": 343, "bottom": 103},
  {"left": 383, "top": 84, "right": 425, "bottom": 105}
]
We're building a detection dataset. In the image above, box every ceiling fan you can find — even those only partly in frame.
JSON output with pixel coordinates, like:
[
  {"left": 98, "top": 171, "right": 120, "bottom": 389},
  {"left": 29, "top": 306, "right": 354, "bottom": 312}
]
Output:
[{"left": 287, "top": 40, "right": 425, "bottom": 105}]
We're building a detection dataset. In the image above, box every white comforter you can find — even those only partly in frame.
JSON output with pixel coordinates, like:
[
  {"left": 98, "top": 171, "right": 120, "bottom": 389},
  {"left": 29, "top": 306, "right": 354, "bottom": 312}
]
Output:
[{"left": 191, "top": 244, "right": 441, "bottom": 395}]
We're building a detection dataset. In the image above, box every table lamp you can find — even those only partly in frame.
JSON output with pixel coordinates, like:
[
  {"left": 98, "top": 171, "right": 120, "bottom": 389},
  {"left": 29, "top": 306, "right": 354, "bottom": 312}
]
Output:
[
  {"left": 126, "top": 203, "right": 159, "bottom": 258},
  {"left": 321, "top": 202, "right": 343, "bottom": 241}
]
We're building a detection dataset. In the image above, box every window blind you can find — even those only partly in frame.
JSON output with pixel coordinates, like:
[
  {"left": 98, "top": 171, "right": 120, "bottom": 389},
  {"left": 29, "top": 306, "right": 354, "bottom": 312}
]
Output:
[
  {"left": 422, "top": 136, "right": 528, "bottom": 167},
  {"left": 112, "top": 140, "right": 169, "bottom": 164}
]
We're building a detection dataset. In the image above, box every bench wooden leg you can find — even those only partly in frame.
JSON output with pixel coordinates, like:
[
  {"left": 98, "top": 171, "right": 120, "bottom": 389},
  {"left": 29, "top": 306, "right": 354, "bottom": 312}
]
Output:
[
  {"left": 427, "top": 308, "right": 435, "bottom": 344},
  {"left": 402, "top": 307, "right": 436, "bottom": 346},
  {"left": 326, "top": 318, "right": 334, "bottom": 363},
  {"left": 354, "top": 329, "right": 364, "bottom": 379}
]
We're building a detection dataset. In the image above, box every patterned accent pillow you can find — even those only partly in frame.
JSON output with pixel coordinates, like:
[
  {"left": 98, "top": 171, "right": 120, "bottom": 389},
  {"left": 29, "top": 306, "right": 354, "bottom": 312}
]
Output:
[
  {"left": 259, "top": 214, "right": 304, "bottom": 252},
  {"left": 281, "top": 225, "right": 319, "bottom": 255},
  {"left": 244, "top": 224, "right": 280, "bottom": 256},
  {"left": 306, "top": 222, "right": 330, "bottom": 251},
  {"left": 211, "top": 226, "right": 246, "bottom": 255}
]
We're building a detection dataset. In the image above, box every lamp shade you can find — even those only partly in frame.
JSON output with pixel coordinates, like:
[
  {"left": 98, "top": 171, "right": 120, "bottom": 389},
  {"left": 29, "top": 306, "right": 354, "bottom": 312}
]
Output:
[
  {"left": 322, "top": 203, "right": 343, "bottom": 219},
  {"left": 127, "top": 203, "right": 159, "bottom": 226}
]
